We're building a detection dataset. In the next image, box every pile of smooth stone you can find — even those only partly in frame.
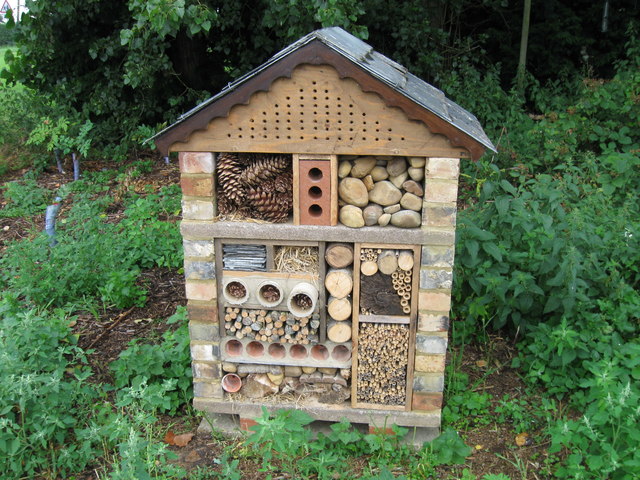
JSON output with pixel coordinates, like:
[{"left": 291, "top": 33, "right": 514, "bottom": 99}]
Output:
[{"left": 337, "top": 156, "right": 425, "bottom": 229}]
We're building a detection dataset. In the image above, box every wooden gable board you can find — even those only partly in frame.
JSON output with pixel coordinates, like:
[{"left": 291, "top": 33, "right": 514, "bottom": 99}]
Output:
[{"left": 155, "top": 40, "right": 489, "bottom": 159}]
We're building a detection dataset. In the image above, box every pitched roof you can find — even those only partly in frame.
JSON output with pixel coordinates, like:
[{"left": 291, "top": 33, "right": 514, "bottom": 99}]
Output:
[{"left": 154, "top": 27, "right": 496, "bottom": 159}]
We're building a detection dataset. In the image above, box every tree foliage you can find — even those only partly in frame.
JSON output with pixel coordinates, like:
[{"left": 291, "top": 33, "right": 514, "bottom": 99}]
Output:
[{"left": 2, "top": 0, "right": 637, "bottom": 149}]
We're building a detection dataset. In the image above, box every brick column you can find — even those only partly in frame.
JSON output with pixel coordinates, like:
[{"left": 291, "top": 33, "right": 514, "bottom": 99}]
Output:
[
  {"left": 179, "top": 152, "right": 223, "bottom": 402},
  {"left": 413, "top": 157, "right": 459, "bottom": 413}
]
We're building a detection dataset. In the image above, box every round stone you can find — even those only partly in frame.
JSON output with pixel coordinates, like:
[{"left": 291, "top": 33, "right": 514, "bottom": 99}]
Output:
[
  {"left": 370, "top": 166, "right": 389, "bottom": 182},
  {"left": 368, "top": 181, "right": 402, "bottom": 206},
  {"left": 363, "top": 204, "right": 383, "bottom": 226},
  {"left": 409, "top": 157, "right": 426, "bottom": 168},
  {"left": 338, "top": 177, "right": 369, "bottom": 207},
  {"left": 284, "top": 366, "right": 302, "bottom": 377},
  {"left": 402, "top": 179, "right": 424, "bottom": 196},
  {"left": 383, "top": 204, "right": 401, "bottom": 214},
  {"left": 339, "top": 205, "right": 365, "bottom": 228},
  {"left": 378, "top": 213, "right": 391, "bottom": 226},
  {"left": 391, "top": 210, "right": 422, "bottom": 228},
  {"left": 350, "top": 156, "right": 377, "bottom": 178},
  {"left": 389, "top": 172, "right": 409, "bottom": 189},
  {"left": 362, "top": 174, "right": 374, "bottom": 191},
  {"left": 386, "top": 157, "right": 408, "bottom": 177},
  {"left": 338, "top": 160, "right": 352, "bottom": 178},
  {"left": 400, "top": 192, "right": 423, "bottom": 211},
  {"left": 408, "top": 166, "right": 425, "bottom": 181}
]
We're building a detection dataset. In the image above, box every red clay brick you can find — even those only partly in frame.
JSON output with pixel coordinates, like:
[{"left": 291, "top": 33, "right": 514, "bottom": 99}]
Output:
[
  {"left": 181, "top": 175, "right": 214, "bottom": 197},
  {"left": 412, "top": 392, "right": 443, "bottom": 411},
  {"left": 240, "top": 418, "right": 258, "bottom": 431},
  {"left": 179, "top": 152, "right": 214, "bottom": 173}
]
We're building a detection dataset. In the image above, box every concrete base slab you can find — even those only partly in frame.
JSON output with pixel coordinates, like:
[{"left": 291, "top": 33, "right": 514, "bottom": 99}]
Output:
[{"left": 197, "top": 412, "right": 439, "bottom": 447}]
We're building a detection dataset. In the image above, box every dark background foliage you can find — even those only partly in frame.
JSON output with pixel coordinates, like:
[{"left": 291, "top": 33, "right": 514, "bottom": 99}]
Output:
[{"left": 3, "top": 0, "right": 638, "bottom": 148}]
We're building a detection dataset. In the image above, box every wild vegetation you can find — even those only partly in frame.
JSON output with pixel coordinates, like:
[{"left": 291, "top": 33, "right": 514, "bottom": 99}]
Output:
[{"left": 1, "top": 1, "right": 639, "bottom": 478}]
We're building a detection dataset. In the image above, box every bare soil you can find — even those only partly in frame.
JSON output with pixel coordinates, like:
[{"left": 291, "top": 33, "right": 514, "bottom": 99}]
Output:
[{"left": 1, "top": 157, "right": 554, "bottom": 479}]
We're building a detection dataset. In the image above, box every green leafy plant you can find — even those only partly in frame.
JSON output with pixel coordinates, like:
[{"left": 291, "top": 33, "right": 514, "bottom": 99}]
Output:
[
  {"left": 0, "top": 297, "right": 103, "bottom": 478},
  {"left": 0, "top": 178, "right": 51, "bottom": 217},
  {"left": 110, "top": 307, "right": 192, "bottom": 415}
]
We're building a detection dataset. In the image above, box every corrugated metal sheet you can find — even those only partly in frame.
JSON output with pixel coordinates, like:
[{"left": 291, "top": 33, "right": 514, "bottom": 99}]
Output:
[{"left": 156, "top": 27, "right": 496, "bottom": 153}]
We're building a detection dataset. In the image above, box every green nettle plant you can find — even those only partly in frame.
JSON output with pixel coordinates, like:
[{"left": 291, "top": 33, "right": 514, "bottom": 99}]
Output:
[
  {"left": 0, "top": 178, "right": 51, "bottom": 217},
  {"left": 110, "top": 307, "right": 192, "bottom": 415},
  {"left": 0, "top": 298, "right": 102, "bottom": 478},
  {"left": 0, "top": 184, "right": 182, "bottom": 310}
]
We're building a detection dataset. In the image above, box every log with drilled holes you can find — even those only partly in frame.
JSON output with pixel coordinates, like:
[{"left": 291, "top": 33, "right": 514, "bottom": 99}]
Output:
[{"left": 356, "top": 322, "right": 409, "bottom": 405}]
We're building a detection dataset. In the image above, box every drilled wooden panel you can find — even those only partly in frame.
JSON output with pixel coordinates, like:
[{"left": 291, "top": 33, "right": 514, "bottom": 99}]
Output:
[{"left": 171, "top": 65, "right": 467, "bottom": 158}]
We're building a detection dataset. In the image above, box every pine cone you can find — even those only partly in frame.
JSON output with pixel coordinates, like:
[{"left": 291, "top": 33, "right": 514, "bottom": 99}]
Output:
[
  {"left": 239, "top": 154, "right": 291, "bottom": 186},
  {"left": 217, "top": 153, "right": 245, "bottom": 205},
  {"left": 246, "top": 185, "right": 291, "bottom": 223}
]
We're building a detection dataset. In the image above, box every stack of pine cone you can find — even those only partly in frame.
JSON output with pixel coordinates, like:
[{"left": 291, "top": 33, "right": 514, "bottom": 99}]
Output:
[{"left": 217, "top": 153, "right": 293, "bottom": 223}]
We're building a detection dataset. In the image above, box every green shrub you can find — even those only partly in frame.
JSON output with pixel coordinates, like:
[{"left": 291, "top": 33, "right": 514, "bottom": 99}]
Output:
[{"left": 0, "top": 186, "right": 182, "bottom": 309}]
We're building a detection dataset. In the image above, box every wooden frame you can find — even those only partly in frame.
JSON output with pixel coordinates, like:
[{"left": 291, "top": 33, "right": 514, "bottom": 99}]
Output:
[
  {"left": 215, "top": 238, "right": 326, "bottom": 340},
  {"left": 351, "top": 243, "right": 420, "bottom": 411}
]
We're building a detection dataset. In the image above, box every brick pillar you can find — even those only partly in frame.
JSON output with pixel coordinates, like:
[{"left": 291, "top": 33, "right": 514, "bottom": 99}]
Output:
[
  {"left": 179, "top": 152, "right": 223, "bottom": 403},
  {"left": 413, "top": 157, "right": 459, "bottom": 413}
]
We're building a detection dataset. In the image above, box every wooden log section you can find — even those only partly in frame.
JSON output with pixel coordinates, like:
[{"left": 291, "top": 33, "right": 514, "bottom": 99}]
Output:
[
  {"left": 327, "top": 320, "right": 352, "bottom": 343},
  {"left": 324, "top": 268, "right": 353, "bottom": 299},
  {"left": 360, "top": 260, "right": 378, "bottom": 276},
  {"left": 327, "top": 296, "right": 352, "bottom": 321},
  {"left": 397, "top": 250, "right": 414, "bottom": 271},
  {"left": 356, "top": 322, "right": 409, "bottom": 406},
  {"left": 377, "top": 250, "right": 398, "bottom": 275},
  {"left": 325, "top": 243, "right": 354, "bottom": 268}
]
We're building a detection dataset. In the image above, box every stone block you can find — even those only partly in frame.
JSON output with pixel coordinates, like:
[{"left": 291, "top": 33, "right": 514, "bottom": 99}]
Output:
[
  {"left": 192, "top": 362, "right": 223, "bottom": 379},
  {"left": 417, "top": 314, "right": 449, "bottom": 332},
  {"left": 422, "top": 204, "right": 457, "bottom": 227},
  {"left": 415, "top": 335, "right": 448, "bottom": 355},
  {"left": 414, "top": 354, "right": 446, "bottom": 373},
  {"left": 184, "top": 260, "right": 216, "bottom": 280},
  {"left": 189, "top": 321, "right": 220, "bottom": 341},
  {"left": 182, "top": 199, "right": 215, "bottom": 220},
  {"left": 193, "top": 380, "right": 223, "bottom": 399},
  {"left": 426, "top": 158, "right": 460, "bottom": 180},
  {"left": 424, "top": 180, "right": 458, "bottom": 203},
  {"left": 180, "top": 175, "right": 214, "bottom": 197},
  {"left": 418, "top": 291, "right": 451, "bottom": 312},
  {"left": 183, "top": 239, "right": 215, "bottom": 258},
  {"left": 421, "top": 246, "right": 455, "bottom": 267},
  {"left": 419, "top": 268, "right": 453, "bottom": 290},
  {"left": 412, "top": 392, "right": 443, "bottom": 411},
  {"left": 185, "top": 280, "right": 217, "bottom": 301},
  {"left": 179, "top": 152, "right": 214, "bottom": 174},
  {"left": 413, "top": 373, "right": 444, "bottom": 393},
  {"left": 190, "top": 343, "right": 220, "bottom": 361},
  {"left": 187, "top": 302, "right": 218, "bottom": 323}
]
